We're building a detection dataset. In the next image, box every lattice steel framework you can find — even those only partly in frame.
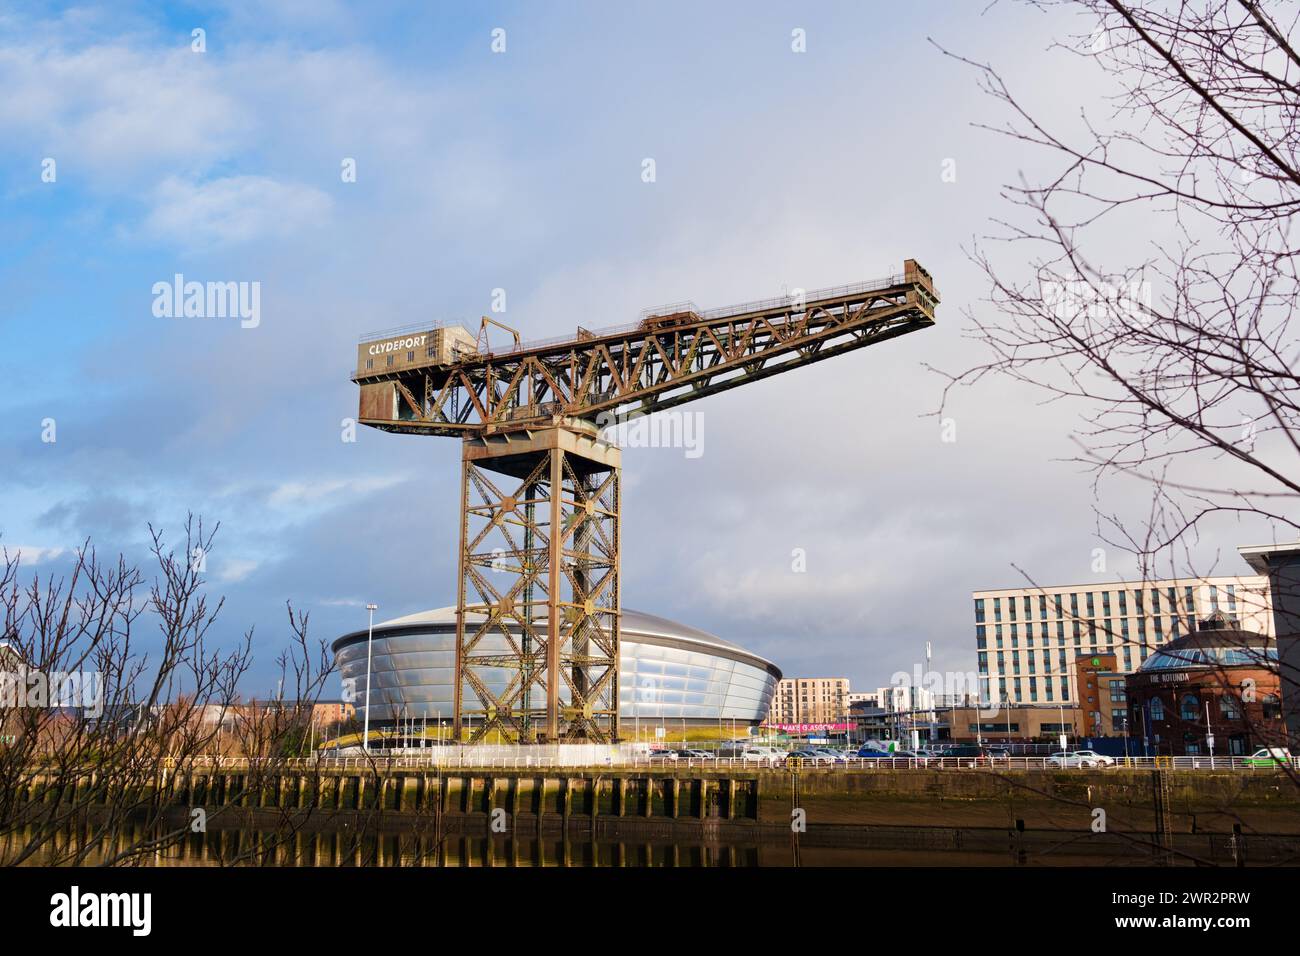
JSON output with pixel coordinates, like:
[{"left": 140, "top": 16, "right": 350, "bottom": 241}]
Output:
[
  {"left": 351, "top": 260, "right": 939, "bottom": 743},
  {"left": 455, "top": 423, "right": 620, "bottom": 742}
]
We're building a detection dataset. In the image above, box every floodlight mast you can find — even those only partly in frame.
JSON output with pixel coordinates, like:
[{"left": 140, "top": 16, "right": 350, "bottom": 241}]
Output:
[{"left": 351, "top": 260, "right": 939, "bottom": 744}]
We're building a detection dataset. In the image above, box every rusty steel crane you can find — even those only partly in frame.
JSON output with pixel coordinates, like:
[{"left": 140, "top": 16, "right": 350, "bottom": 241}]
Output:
[{"left": 351, "top": 260, "right": 939, "bottom": 744}]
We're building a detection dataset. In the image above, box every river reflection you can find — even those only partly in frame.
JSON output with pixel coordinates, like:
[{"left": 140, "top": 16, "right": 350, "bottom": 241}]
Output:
[{"left": 7, "top": 818, "right": 1285, "bottom": 867}]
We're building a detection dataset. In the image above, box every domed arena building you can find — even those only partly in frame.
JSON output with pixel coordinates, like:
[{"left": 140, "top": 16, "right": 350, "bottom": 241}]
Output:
[
  {"left": 1126, "top": 614, "right": 1284, "bottom": 756},
  {"left": 331, "top": 607, "right": 781, "bottom": 738}
]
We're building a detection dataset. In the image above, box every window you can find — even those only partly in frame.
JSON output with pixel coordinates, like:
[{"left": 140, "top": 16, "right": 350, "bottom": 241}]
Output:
[
  {"left": 994, "top": 598, "right": 1002, "bottom": 622},
  {"left": 1220, "top": 695, "right": 1241, "bottom": 720},
  {"left": 1262, "top": 694, "right": 1282, "bottom": 720},
  {"left": 427, "top": 346, "right": 436, "bottom": 358},
  {"left": 386, "top": 355, "right": 395, "bottom": 367},
  {"left": 1150, "top": 697, "right": 1165, "bottom": 721},
  {"left": 974, "top": 598, "right": 985, "bottom": 623},
  {"left": 407, "top": 350, "right": 415, "bottom": 362},
  {"left": 976, "top": 625, "right": 986, "bottom": 649},
  {"left": 365, "top": 358, "right": 374, "bottom": 369},
  {"left": 1179, "top": 694, "right": 1200, "bottom": 721},
  {"left": 1086, "top": 593, "right": 1096, "bottom": 617}
]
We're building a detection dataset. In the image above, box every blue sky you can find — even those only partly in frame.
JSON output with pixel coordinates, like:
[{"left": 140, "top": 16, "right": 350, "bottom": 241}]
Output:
[{"left": 0, "top": 1, "right": 1272, "bottom": 697}]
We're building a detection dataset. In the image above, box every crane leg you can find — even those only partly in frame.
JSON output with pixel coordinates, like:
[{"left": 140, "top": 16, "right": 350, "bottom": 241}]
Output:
[{"left": 454, "top": 421, "right": 621, "bottom": 744}]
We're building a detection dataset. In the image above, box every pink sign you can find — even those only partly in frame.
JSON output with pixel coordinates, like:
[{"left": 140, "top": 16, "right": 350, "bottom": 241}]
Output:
[{"left": 765, "top": 722, "right": 850, "bottom": 733}]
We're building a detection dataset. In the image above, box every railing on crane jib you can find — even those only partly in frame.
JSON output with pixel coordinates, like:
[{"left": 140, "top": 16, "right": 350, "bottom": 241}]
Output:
[{"left": 354, "top": 269, "right": 927, "bottom": 362}]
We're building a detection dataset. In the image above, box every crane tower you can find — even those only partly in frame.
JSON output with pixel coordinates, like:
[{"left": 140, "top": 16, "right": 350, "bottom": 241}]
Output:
[{"left": 351, "top": 260, "right": 938, "bottom": 743}]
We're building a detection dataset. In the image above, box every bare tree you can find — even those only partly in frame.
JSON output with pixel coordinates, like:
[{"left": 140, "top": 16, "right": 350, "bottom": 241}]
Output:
[
  {"left": 0, "top": 517, "right": 341, "bottom": 866},
  {"left": 933, "top": 0, "right": 1300, "bottom": 753}
]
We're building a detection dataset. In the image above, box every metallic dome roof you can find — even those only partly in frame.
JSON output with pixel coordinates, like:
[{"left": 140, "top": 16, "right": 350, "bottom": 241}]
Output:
[
  {"left": 331, "top": 606, "right": 780, "bottom": 676},
  {"left": 1137, "top": 626, "right": 1276, "bottom": 672}
]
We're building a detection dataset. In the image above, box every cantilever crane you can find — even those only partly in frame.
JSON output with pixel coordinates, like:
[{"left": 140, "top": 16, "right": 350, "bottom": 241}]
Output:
[{"left": 351, "top": 260, "right": 939, "bottom": 744}]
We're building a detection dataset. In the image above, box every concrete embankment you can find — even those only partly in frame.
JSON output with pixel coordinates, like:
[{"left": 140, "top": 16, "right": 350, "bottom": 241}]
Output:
[{"left": 24, "top": 765, "right": 1295, "bottom": 833}]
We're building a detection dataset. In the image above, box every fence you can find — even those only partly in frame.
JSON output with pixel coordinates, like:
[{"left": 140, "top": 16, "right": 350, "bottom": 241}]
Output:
[{"left": 165, "top": 753, "right": 1295, "bottom": 773}]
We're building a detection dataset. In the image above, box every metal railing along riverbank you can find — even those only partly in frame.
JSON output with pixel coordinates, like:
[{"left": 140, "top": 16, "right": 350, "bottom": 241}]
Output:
[{"left": 163, "top": 754, "right": 1297, "bottom": 773}]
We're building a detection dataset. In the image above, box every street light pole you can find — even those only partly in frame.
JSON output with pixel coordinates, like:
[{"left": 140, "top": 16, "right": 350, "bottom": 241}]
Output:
[
  {"left": 363, "top": 603, "right": 377, "bottom": 754},
  {"left": 1205, "top": 699, "right": 1216, "bottom": 766}
]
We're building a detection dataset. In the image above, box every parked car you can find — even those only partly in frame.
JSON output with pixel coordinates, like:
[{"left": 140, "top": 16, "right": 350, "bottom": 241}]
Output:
[
  {"left": 1243, "top": 747, "right": 1293, "bottom": 768},
  {"left": 734, "top": 746, "right": 785, "bottom": 765},
  {"left": 648, "top": 749, "right": 678, "bottom": 761},
  {"left": 676, "top": 749, "right": 712, "bottom": 760},
  {"left": 787, "top": 749, "right": 835, "bottom": 765},
  {"left": 1047, "top": 750, "right": 1103, "bottom": 768},
  {"left": 939, "top": 744, "right": 991, "bottom": 766},
  {"left": 984, "top": 746, "right": 1013, "bottom": 761},
  {"left": 812, "top": 748, "right": 847, "bottom": 763},
  {"left": 1071, "top": 749, "right": 1115, "bottom": 767},
  {"left": 856, "top": 747, "right": 896, "bottom": 759}
]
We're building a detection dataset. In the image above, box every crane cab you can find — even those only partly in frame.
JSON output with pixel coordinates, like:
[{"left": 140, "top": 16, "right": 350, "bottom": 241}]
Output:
[{"left": 355, "top": 324, "right": 479, "bottom": 379}]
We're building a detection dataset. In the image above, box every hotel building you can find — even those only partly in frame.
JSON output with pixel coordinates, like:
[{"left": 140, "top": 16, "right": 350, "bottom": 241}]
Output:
[
  {"left": 973, "top": 575, "right": 1272, "bottom": 706},
  {"left": 767, "top": 677, "right": 850, "bottom": 725}
]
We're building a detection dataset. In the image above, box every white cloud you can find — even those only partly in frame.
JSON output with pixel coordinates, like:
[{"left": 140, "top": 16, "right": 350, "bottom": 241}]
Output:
[
  {"left": 3, "top": 545, "right": 65, "bottom": 564},
  {"left": 266, "top": 474, "right": 407, "bottom": 508},
  {"left": 215, "top": 557, "right": 258, "bottom": 583},
  {"left": 142, "top": 175, "right": 332, "bottom": 249}
]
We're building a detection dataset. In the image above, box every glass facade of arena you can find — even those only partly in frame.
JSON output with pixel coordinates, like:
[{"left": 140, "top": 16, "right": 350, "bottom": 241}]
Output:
[{"left": 332, "top": 609, "right": 781, "bottom": 726}]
